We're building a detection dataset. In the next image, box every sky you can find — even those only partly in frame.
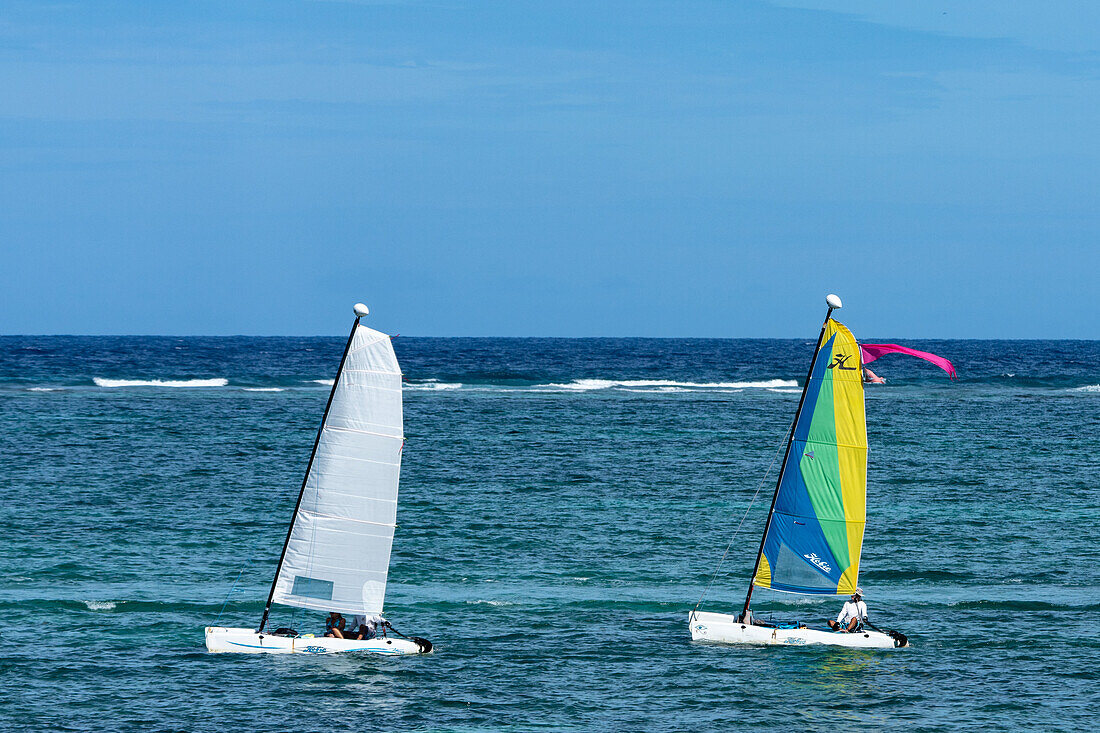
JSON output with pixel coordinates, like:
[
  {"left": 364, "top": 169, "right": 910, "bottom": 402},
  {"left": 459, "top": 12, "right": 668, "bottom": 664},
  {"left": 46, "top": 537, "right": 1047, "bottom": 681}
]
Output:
[{"left": 1, "top": 1, "right": 1098, "bottom": 337}]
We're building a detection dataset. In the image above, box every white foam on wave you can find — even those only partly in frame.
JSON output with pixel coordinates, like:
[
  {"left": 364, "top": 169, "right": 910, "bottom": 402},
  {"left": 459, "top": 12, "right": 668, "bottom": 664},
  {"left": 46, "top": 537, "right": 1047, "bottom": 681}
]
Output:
[
  {"left": 767, "top": 388, "right": 802, "bottom": 394},
  {"left": 619, "top": 386, "right": 748, "bottom": 394},
  {"left": 294, "top": 377, "right": 795, "bottom": 394},
  {"left": 621, "top": 386, "right": 689, "bottom": 393},
  {"left": 405, "top": 381, "right": 462, "bottom": 391},
  {"left": 541, "top": 378, "right": 798, "bottom": 391},
  {"left": 83, "top": 600, "right": 117, "bottom": 611},
  {"left": 28, "top": 387, "right": 59, "bottom": 392},
  {"left": 93, "top": 377, "right": 228, "bottom": 388},
  {"left": 242, "top": 387, "right": 284, "bottom": 392},
  {"left": 1071, "top": 384, "right": 1100, "bottom": 393},
  {"left": 465, "top": 599, "right": 514, "bottom": 606}
]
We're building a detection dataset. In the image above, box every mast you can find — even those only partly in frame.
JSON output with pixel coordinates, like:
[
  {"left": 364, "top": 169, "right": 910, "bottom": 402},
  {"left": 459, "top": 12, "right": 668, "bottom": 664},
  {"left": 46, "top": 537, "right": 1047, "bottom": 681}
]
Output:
[
  {"left": 739, "top": 293, "right": 842, "bottom": 621},
  {"left": 257, "top": 303, "right": 370, "bottom": 633}
]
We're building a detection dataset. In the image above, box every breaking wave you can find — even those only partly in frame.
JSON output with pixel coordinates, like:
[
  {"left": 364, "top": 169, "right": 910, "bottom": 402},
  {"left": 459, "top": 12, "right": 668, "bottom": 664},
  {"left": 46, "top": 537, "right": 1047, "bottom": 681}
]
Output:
[
  {"left": 242, "top": 387, "right": 284, "bottom": 392},
  {"left": 93, "top": 378, "right": 228, "bottom": 388},
  {"left": 405, "top": 381, "right": 462, "bottom": 391},
  {"left": 295, "top": 377, "right": 796, "bottom": 394},
  {"left": 538, "top": 378, "right": 797, "bottom": 391},
  {"left": 1070, "top": 384, "right": 1100, "bottom": 393},
  {"left": 83, "top": 600, "right": 117, "bottom": 611}
]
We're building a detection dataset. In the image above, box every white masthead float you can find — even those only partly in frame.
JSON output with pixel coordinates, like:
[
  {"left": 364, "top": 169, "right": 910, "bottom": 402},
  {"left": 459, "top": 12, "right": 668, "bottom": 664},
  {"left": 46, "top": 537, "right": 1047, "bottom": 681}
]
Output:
[
  {"left": 689, "top": 294, "right": 909, "bottom": 649},
  {"left": 206, "top": 303, "right": 431, "bottom": 655}
]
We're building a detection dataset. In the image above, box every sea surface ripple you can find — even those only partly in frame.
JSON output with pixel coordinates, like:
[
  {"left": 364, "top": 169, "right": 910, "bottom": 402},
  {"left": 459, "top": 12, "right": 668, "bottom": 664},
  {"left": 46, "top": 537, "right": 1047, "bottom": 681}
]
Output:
[{"left": 1, "top": 337, "right": 1098, "bottom": 731}]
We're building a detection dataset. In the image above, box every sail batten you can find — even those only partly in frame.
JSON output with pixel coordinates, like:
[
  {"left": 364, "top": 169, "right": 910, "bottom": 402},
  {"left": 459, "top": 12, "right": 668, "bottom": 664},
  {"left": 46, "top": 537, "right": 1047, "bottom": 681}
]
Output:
[
  {"left": 297, "top": 510, "right": 397, "bottom": 528},
  {"left": 753, "top": 318, "right": 867, "bottom": 596},
  {"left": 271, "top": 323, "right": 404, "bottom": 616}
]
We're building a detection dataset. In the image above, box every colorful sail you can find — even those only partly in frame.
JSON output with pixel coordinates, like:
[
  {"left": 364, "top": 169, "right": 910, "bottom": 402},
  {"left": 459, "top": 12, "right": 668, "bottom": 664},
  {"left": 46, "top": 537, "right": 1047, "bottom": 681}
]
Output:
[{"left": 753, "top": 318, "right": 867, "bottom": 595}]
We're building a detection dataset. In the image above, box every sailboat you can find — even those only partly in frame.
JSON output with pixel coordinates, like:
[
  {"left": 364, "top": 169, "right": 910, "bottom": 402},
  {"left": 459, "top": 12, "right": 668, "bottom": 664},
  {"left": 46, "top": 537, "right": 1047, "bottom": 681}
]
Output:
[
  {"left": 206, "top": 303, "right": 432, "bottom": 655},
  {"left": 689, "top": 294, "right": 909, "bottom": 649}
]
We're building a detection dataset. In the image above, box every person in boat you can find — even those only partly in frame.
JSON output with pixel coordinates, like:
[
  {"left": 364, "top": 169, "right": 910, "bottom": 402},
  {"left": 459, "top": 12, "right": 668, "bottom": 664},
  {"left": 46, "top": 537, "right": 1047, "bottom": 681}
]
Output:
[
  {"left": 827, "top": 588, "right": 868, "bottom": 632},
  {"left": 324, "top": 612, "right": 347, "bottom": 638},
  {"left": 349, "top": 613, "right": 384, "bottom": 640}
]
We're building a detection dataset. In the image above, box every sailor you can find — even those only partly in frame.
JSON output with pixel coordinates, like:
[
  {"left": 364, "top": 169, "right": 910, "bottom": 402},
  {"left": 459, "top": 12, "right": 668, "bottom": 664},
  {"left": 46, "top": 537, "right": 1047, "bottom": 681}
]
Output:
[
  {"left": 350, "top": 613, "right": 383, "bottom": 640},
  {"left": 827, "top": 588, "right": 867, "bottom": 632},
  {"left": 324, "top": 612, "right": 347, "bottom": 638}
]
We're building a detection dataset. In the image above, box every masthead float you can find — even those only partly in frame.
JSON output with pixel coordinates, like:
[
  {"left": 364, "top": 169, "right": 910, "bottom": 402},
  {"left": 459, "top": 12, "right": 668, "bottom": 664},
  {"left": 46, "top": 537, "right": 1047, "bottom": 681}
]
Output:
[
  {"left": 689, "top": 294, "right": 909, "bottom": 649},
  {"left": 206, "top": 303, "right": 431, "bottom": 655}
]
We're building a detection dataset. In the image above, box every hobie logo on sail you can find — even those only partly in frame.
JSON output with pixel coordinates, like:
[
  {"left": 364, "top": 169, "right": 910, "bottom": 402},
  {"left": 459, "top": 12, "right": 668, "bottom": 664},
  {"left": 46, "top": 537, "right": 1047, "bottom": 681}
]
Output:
[
  {"left": 828, "top": 353, "right": 857, "bottom": 370},
  {"left": 804, "top": 553, "right": 831, "bottom": 572}
]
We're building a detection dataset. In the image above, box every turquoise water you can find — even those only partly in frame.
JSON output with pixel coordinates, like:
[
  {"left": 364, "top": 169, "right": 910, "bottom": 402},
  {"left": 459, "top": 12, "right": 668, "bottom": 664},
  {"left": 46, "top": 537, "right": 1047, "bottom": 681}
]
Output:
[{"left": 2, "top": 337, "right": 1098, "bottom": 731}]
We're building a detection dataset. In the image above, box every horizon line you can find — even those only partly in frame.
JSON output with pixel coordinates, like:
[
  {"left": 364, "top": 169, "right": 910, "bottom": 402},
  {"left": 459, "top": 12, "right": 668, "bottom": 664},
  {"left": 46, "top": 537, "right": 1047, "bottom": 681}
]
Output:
[{"left": 2, "top": 333, "right": 1098, "bottom": 342}]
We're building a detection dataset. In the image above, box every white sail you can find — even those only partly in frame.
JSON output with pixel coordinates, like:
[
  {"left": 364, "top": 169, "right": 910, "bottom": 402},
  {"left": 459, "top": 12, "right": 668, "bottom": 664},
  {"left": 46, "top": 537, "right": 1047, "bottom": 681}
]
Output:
[{"left": 271, "top": 324, "right": 404, "bottom": 615}]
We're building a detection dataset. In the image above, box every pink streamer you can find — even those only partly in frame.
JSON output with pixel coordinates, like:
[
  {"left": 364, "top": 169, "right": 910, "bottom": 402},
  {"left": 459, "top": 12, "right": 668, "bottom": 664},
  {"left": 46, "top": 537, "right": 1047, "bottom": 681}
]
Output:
[{"left": 859, "top": 343, "right": 957, "bottom": 379}]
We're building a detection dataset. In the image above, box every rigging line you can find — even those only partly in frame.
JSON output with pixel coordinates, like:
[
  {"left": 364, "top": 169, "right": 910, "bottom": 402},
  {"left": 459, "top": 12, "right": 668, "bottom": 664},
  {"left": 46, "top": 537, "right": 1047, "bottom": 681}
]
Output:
[
  {"left": 214, "top": 559, "right": 252, "bottom": 626},
  {"left": 691, "top": 423, "right": 791, "bottom": 617}
]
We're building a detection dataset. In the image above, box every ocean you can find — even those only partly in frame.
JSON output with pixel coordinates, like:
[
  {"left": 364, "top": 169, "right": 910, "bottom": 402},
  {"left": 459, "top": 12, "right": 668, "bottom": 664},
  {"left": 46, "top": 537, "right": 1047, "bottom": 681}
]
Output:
[{"left": 2, "top": 335, "right": 1097, "bottom": 731}]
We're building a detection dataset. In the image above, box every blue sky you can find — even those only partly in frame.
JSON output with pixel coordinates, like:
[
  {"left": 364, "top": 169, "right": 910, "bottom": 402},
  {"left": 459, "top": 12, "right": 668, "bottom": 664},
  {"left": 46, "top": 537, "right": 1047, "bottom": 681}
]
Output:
[{"left": 2, "top": 1, "right": 1098, "bottom": 336}]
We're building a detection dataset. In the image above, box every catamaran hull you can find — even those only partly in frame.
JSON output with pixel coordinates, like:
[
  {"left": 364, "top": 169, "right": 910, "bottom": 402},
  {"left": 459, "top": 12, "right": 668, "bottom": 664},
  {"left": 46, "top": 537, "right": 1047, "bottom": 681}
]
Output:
[
  {"left": 688, "top": 612, "right": 906, "bottom": 649},
  {"left": 205, "top": 627, "right": 428, "bottom": 655}
]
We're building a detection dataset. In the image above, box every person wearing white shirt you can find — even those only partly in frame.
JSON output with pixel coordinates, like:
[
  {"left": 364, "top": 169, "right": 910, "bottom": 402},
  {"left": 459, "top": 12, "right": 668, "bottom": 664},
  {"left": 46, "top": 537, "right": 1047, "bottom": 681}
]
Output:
[
  {"left": 349, "top": 613, "right": 384, "bottom": 640},
  {"left": 827, "top": 588, "right": 868, "bottom": 632}
]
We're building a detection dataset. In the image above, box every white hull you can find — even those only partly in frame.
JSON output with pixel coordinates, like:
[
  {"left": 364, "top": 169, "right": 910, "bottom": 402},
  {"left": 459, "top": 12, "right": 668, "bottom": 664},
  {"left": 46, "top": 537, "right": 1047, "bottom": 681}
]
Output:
[
  {"left": 205, "top": 627, "right": 428, "bottom": 655},
  {"left": 689, "top": 611, "right": 906, "bottom": 649}
]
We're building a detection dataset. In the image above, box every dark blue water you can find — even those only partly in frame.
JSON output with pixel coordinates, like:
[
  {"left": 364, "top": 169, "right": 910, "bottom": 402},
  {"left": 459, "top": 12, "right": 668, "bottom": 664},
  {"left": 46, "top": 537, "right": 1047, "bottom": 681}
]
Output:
[{"left": 2, "top": 336, "right": 1098, "bottom": 731}]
